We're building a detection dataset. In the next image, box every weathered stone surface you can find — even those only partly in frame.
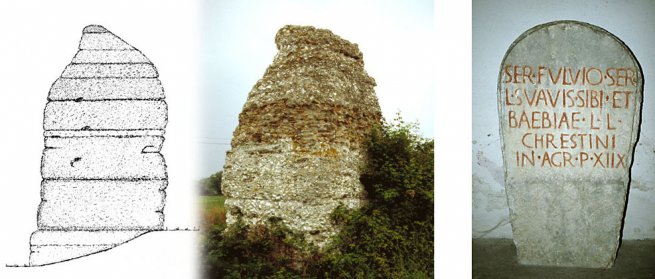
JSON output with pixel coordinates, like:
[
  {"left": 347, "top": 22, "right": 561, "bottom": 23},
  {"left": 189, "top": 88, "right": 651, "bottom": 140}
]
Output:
[
  {"left": 222, "top": 25, "right": 381, "bottom": 247},
  {"left": 498, "top": 21, "right": 643, "bottom": 268}
]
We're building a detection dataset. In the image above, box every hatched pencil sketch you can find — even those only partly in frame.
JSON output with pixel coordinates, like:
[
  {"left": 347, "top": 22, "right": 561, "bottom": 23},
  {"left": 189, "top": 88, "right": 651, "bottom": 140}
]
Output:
[{"left": 30, "top": 24, "right": 168, "bottom": 266}]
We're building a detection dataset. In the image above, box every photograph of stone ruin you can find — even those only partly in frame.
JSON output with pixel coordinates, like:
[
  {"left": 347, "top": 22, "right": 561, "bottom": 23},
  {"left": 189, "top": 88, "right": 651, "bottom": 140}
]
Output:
[
  {"left": 222, "top": 25, "right": 381, "bottom": 246},
  {"left": 201, "top": 25, "right": 434, "bottom": 278},
  {"left": 30, "top": 25, "right": 168, "bottom": 266}
]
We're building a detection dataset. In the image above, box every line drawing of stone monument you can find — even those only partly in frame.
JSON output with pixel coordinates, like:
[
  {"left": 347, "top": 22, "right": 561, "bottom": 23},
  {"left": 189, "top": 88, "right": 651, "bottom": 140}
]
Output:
[
  {"left": 221, "top": 25, "right": 382, "bottom": 247},
  {"left": 498, "top": 20, "right": 643, "bottom": 268},
  {"left": 28, "top": 24, "right": 168, "bottom": 266}
]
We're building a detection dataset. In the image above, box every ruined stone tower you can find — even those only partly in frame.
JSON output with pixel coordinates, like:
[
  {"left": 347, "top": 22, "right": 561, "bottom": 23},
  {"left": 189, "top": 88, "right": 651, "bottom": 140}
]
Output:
[{"left": 222, "top": 25, "right": 382, "bottom": 246}]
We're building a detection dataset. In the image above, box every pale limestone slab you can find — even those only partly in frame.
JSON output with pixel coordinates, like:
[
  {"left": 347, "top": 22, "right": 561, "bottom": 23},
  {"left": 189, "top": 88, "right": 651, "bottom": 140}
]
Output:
[
  {"left": 498, "top": 21, "right": 642, "bottom": 268},
  {"left": 222, "top": 141, "right": 364, "bottom": 201}
]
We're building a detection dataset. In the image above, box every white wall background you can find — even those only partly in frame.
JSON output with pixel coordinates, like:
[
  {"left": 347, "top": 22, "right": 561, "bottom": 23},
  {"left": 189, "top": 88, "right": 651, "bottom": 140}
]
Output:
[
  {"left": 473, "top": 0, "right": 655, "bottom": 239},
  {"left": 0, "top": 1, "right": 200, "bottom": 277}
]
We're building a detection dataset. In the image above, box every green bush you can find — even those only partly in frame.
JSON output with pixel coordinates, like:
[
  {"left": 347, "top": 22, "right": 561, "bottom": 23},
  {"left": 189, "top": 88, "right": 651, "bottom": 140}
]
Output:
[
  {"left": 314, "top": 115, "right": 434, "bottom": 278},
  {"left": 203, "top": 218, "right": 314, "bottom": 278}
]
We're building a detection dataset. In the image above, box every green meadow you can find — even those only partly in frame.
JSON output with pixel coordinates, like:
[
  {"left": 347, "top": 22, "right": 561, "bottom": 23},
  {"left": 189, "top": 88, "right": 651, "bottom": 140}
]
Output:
[{"left": 201, "top": 195, "right": 227, "bottom": 229}]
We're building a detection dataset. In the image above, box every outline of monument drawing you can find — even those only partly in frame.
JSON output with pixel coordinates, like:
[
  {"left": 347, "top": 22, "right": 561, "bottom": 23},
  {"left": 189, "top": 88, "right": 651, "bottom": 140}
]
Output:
[{"left": 14, "top": 24, "right": 170, "bottom": 267}]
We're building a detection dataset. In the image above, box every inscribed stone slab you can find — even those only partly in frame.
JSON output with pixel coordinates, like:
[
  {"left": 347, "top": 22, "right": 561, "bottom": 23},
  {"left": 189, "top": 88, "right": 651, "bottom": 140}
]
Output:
[{"left": 498, "top": 21, "right": 642, "bottom": 268}]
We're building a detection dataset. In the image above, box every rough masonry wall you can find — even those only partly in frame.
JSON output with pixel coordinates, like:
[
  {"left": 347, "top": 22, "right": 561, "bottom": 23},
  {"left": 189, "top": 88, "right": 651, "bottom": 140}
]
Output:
[{"left": 222, "top": 25, "right": 381, "bottom": 246}]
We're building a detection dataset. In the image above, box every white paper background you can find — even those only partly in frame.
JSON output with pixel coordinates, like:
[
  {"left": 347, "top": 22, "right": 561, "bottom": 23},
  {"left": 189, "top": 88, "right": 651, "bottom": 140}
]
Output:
[{"left": 0, "top": 1, "right": 200, "bottom": 278}]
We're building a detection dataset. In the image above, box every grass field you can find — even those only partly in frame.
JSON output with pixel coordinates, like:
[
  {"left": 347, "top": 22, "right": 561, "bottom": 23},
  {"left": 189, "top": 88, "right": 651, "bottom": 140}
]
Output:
[
  {"left": 201, "top": 195, "right": 227, "bottom": 229},
  {"left": 201, "top": 195, "right": 226, "bottom": 210}
]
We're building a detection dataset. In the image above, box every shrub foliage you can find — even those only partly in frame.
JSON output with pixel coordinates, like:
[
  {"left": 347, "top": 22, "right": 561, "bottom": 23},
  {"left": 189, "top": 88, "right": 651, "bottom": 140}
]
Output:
[{"left": 316, "top": 116, "right": 434, "bottom": 278}]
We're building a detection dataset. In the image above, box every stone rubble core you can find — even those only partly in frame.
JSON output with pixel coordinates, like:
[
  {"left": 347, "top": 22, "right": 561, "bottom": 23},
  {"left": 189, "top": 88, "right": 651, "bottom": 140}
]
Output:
[
  {"left": 30, "top": 25, "right": 167, "bottom": 266},
  {"left": 222, "top": 25, "right": 382, "bottom": 247},
  {"left": 497, "top": 21, "right": 642, "bottom": 268}
]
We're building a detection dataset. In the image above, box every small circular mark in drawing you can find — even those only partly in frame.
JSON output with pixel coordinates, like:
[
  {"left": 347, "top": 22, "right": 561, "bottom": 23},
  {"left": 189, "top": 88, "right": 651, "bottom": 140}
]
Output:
[{"left": 70, "top": 157, "right": 82, "bottom": 167}]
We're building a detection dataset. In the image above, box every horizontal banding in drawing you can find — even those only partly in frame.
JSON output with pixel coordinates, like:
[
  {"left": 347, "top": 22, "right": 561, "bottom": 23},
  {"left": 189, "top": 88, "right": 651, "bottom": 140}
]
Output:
[
  {"left": 44, "top": 100, "right": 167, "bottom": 130},
  {"left": 49, "top": 78, "right": 164, "bottom": 101},
  {"left": 72, "top": 50, "right": 151, "bottom": 64},
  {"left": 42, "top": 136, "right": 166, "bottom": 180},
  {"left": 44, "top": 129, "right": 165, "bottom": 137},
  {"left": 61, "top": 63, "right": 158, "bottom": 78},
  {"left": 37, "top": 179, "right": 166, "bottom": 230}
]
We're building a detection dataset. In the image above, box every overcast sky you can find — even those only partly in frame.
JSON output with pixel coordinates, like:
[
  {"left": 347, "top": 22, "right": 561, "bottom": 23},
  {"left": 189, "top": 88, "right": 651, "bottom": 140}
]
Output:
[{"left": 199, "top": 0, "right": 434, "bottom": 178}]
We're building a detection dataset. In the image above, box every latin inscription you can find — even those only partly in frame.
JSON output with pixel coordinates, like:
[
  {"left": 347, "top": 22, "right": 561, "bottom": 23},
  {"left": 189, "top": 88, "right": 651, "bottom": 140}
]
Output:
[{"left": 501, "top": 64, "right": 638, "bottom": 168}]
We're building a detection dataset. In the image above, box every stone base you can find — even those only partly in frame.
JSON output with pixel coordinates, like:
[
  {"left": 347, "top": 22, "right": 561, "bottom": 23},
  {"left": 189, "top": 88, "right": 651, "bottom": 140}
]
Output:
[
  {"left": 507, "top": 181, "right": 628, "bottom": 268},
  {"left": 29, "top": 230, "right": 150, "bottom": 266}
]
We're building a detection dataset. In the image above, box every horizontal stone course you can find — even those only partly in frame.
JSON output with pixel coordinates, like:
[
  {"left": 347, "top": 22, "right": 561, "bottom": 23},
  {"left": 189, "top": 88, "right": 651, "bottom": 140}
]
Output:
[
  {"left": 37, "top": 179, "right": 166, "bottom": 230},
  {"left": 225, "top": 198, "right": 363, "bottom": 245},
  {"left": 42, "top": 136, "right": 166, "bottom": 180},
  {"left": 72, "top": 50, "right": 151, "bottom": 64},
  {"left": 61, "top": 63, "right": 158, "bottom": 78},
  {"left": 49, "top": 78, "right": 164, "bottom": 101}
]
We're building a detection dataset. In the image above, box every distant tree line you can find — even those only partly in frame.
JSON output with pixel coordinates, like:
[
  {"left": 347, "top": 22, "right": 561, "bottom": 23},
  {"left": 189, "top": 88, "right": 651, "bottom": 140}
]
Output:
[{"left": 199, "top": 170, "right": 222, "bottom": 196}]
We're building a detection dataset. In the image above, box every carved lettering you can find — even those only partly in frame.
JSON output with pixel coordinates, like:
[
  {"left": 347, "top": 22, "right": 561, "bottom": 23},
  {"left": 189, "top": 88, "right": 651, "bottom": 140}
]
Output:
[{"left": 502, "top": 65, "right": 637, "bottom": 169}]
